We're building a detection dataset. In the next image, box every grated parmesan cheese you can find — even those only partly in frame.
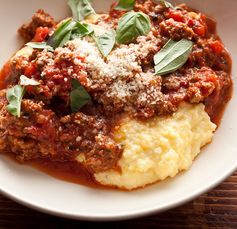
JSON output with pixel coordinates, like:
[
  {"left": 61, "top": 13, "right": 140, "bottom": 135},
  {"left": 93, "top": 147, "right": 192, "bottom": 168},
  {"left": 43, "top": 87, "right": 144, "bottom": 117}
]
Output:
[{"left": 64, "top": 30, "right": 159, "bottom": 105}]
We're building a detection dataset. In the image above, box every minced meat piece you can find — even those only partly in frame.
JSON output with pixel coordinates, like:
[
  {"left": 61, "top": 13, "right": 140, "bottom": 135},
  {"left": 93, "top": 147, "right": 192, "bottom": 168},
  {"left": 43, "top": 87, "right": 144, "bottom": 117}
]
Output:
[{"left": 159, "top": 18, "right": 194, "bottom": 40}]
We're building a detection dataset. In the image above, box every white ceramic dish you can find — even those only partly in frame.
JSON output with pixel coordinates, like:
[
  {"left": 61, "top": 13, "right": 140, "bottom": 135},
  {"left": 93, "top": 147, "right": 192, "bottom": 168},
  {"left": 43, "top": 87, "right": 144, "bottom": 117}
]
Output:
[{"left": 0, "top": 0, "right": 236, "bottom": 221}]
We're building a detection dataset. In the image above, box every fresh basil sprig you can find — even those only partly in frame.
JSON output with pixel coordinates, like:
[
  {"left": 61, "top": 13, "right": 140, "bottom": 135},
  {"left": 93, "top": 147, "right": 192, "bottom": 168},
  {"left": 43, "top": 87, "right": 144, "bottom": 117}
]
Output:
[
  {"left": 115, "top": 0, "right": 135, "bottom": 11},
  {"left": 159, "top": 0, "right": 174, "bottom": 8},
  {"left": 6, "top": 75, "right": 41, "bottom": 117},
  {"left": 20, "top": 75, "right": 40, "bottom": 86},
  {"left": 70, "top": 79, "right": 91, "bottom": 112},
  {"left": 94, "top": 30, "right": 116, "bottom": 57},
  {"left": 47, "top": 19, "right": 94, "bottom": 49},
  {"left": 26, "top": 42, "right": 54, "bottom": 52},
  {"left": 6, "top": 85, "right": 25, "bottom": 118},
  {"left": 71, "top": 22, "right": 94, "bottom": 39},
  {"left": 116, "top": 11, "right": 151, "bottom": 44},
  {"left": 68, "top": 0, "right": 95, "bottom": 21},
  {"left": 154, "top": 39, "right": 193, "bottom": 76},
  {"left": 47, "top": 19, "right": 76, "bottom": 49}
]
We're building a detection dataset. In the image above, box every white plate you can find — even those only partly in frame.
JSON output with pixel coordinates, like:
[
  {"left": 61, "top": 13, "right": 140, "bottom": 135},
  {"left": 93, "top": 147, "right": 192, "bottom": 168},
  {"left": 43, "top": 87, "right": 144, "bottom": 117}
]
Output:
[{"left": 0, "top": 0, "right": 236, "bottom": 221}]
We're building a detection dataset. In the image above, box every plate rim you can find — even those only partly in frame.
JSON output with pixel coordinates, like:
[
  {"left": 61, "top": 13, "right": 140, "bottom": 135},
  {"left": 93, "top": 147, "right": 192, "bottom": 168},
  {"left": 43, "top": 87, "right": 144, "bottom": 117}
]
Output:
[{"left": 1, "top": 163, "right": 236, "bottom": 221}]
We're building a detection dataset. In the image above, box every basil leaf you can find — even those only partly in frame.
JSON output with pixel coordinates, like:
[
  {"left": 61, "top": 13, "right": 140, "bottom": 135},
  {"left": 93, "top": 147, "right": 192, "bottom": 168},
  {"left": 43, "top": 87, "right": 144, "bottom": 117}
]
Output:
[
  {"left": 116, "top": 12, "right": 151, "bottom": 44},
  {"left": 70, "top": 79, "right": 91, "bottom": 112},
  {"left": 159, "top": 0, "right": 174, "bottom": 8},
  {"left": 94, "top": 30, "right": 116, "bottom": 57},
  {"left": 47, "top": 19, "right": 76, "bottom": 49},
  {"left": 154, "top": 39, "right": 193, "bottom": 76},
  {"left": 26, "top": 42, "right": 54, "bottom": 52},
  {"left": 71, "top": 22, "right": 94, "bottom": 39},
  {"left": 115, "top": 0, "right": 135, "bottom": 11},
  {"left": 68, "top": 0, "right": 95, "bottom": 21},
  {"left": 59, "top": 30, "right": 72, "bottom": 47},
  {"left": 6, "top": 85, "right": 25, "bottom": 117},
  {"left": 20, "top": 75, "right": 40, "bottom": 86}
]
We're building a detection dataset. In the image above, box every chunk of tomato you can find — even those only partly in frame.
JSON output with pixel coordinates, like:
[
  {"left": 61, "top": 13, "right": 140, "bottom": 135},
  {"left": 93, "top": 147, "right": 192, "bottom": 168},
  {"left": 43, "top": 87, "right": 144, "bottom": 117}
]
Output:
[
  {"left": 209, "top": 40, "right": 224, "bottom": 54},
  {"left": 167, "top": 10, "right": 185, "bottom": 22},
  {"left": 32, "top": 27, "right": 49, "bottom": 42},
  {"left": 193, "top": 24, "right": 206, "bottom": 37},
  {"left": 24, "top": 62, "right": 37, "bottom": 77}
]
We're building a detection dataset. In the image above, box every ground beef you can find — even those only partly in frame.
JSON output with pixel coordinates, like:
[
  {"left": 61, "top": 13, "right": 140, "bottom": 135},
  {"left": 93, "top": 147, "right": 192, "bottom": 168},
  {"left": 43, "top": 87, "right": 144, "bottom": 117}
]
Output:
[
  {"left": 159, "top": 18, "right": 194, "bottom": 40},
  {"left": 163, "top": 67, "right": 218, "bottom": 103},
  {"left": 135, "top": 0, "right": 158, "bottom": 15},
  {"left": 0, "top": 90, "right": 122, "bottom": 173},
  {"left": 10, "top": 48, "right": 87, "bottom": 109},
  {"left": 18, "top": 10, "right": 56, "bottom": 42},
  {"left": 189, "top": 38, "right": 231, "bottom": 72}
]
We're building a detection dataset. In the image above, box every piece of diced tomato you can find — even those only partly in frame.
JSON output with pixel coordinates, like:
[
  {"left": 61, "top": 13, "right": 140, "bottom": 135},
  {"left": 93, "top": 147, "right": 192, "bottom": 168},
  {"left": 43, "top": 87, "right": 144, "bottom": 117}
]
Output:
[
  {"left": 193, "top": 24, "right": 206, "bottom": 37},
  {"left": 32, "top": 27, "right": 49, "bottom": 42},
  {"left": 24, "top": 62, "right": 37, "bottom": 77},
  {"left": 209, "top": 40, "right": 224, "bottom": 54},
  {"left": 187, "top": 18, "right": 195, "bottom": 27},
  {"left": 167, "top": 10, "right": 185, "bottom": 22}
]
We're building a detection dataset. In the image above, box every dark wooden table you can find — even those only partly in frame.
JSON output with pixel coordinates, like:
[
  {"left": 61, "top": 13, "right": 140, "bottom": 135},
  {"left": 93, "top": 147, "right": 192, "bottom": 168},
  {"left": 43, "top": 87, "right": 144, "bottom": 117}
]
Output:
[{"left": 0, "top": 171, "right": 236, "bottom": 229}]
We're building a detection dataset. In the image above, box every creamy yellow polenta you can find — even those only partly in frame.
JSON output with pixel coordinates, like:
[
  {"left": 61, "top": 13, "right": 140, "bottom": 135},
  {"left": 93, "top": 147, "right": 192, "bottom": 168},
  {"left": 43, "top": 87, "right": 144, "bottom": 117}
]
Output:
[{"left": 94, "top": 103, "right": 216, "bottom": 190}]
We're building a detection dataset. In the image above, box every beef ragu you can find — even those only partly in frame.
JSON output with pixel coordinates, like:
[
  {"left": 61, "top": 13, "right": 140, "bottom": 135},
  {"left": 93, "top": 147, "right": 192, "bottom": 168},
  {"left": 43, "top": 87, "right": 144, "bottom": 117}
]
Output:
[{"left": 0, "top": 0, "right": 233, "bottom": 189}]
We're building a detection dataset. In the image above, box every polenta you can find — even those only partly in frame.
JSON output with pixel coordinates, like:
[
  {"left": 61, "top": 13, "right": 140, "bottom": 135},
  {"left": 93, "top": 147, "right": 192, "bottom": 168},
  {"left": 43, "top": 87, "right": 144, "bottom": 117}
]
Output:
[{"left": 95, "top": 103, "right": 216, "bottom": 190}]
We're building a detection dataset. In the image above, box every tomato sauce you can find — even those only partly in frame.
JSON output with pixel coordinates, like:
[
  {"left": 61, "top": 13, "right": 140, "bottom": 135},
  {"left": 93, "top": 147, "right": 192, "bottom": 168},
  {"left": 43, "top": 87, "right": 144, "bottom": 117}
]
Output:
[
  {"left": 30, "top": 159, "right": 102, "bottom": 188},
  {"left": 0, "top": 62, "right": 12, "bottom": 89}
]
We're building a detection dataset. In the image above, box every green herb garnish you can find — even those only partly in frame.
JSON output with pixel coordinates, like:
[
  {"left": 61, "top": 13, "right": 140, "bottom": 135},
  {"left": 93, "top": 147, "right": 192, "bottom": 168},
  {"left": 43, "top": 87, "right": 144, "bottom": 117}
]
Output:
[
  {"left": 94, "top": 30, "right": 116, "bottom": 57},
  {"left": 26, "top": 42, "right": 54, "bottom": 52},
  {"left": 115, "top": 0, "right": 135, "bottom": 11},
  {"left": 6, "top": 85, "right": 25, "bottom": 118},
  {"left": 68, "top": 0, "right": 95, "bottom": 21},
  {"left": 70, "top": 79, "right": 91, "bottom": 112},
  {"left": 71, "top": 22, "right": 94, "bottom": 39},
  {"left": 154, "top": 39, "right": 193, "bottom": 76},
  {"left": 159, "top": 0, "right": 174, "bottom": 8},
  {"left": 47, "top": 19, "right": 76, "bottom": 49},
  {"left": 6, "top": 75, "right": 41, "bottom": 117},
  {"left": 116, "top": 11, "right": 151, "bottom": 44},
  {"left": 47, "top": 19, "right": 95, "bottom": 49}
]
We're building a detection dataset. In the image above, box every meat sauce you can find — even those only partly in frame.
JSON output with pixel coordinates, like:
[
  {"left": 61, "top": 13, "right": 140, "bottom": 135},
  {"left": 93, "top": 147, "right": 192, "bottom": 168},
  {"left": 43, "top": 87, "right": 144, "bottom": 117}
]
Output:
[
  {"left": 0, "top": 1, "right": 233, "bottom": 188},
  {"left": 194, "top": 15, "right": 233, "bottom": 126}
]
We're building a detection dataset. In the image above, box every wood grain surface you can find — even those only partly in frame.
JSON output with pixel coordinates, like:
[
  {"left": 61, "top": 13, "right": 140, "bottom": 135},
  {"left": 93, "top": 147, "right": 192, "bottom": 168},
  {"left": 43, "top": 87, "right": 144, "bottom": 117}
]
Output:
[{"left": 0, "top": 171, "right": 236, "bottom": 229}]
